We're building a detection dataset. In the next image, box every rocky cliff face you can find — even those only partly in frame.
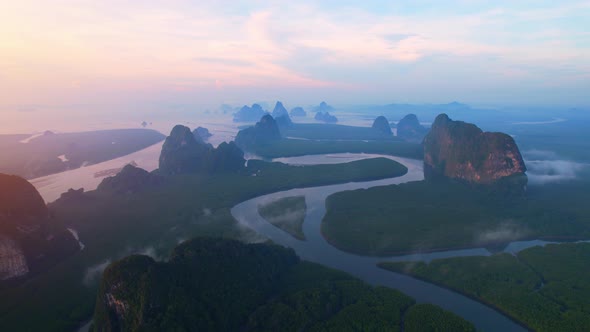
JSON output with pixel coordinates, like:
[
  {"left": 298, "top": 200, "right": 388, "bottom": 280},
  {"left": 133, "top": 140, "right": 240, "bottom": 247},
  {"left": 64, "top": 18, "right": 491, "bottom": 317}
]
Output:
[
  {"left": 397, "top": 114, "right": 428, "bottom": 143},
  {"left": 158, "top": 125, "right": 212, "bottom": 175},
  {"left": 272, "top": 101, "right": 288, "bottom": 118},
  {"left": 93, "top": 255, "right": 157, "bottom": 331},
  {"left": 423, "top": 114, "right": 526, "bottom": 184},
  {"left": 209, "top": 142, "right": 246, "bottom": 172},
  {"left": 273, "top": 102, "right": 293, "bottom": 127},
  {"left": 159, "top": 125, "right": 245, "bottom": 175},
  {"left": 235, "top": 114, "right": 282, "bottom": 149},
  {"left": 0, "top": 174, "right": 78, "bottom": 281},
  {"left": 372, "top": 116, "right": 393, "bottom": 135}
]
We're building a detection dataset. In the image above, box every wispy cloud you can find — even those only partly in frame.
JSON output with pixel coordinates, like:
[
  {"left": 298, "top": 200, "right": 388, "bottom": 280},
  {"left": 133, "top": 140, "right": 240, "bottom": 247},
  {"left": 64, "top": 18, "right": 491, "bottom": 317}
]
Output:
[
  {"left": 523, "top": 149, "right": 589, "bottom": 184},
  {"left": 1, "top": 0, "right": 589, "bottom": 106},
  {"left": 527, "top": 159, "right": 588, "bottom": 184}
]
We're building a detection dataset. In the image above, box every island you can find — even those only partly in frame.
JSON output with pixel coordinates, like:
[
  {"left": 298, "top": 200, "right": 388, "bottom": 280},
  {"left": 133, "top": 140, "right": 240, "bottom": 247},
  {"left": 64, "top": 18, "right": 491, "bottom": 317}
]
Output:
[
  {"left": 232, "top": 103, "right": 267, "bottom": 122},
  {"left": 192, "top": 126, "right": 212, "bottom": 141},
  {"left": 289, "top": 106, "right": 306, "bottom": 117},
  {"left": 235, "top": 114, "right": 423, "bottom": 159},
  {"left": 396, "top": 114, "right": 428, "bottom": 143},
  {"left": 258, "top": 196, "right": 307, "bottom": 240},
  {"left": 372, "top": 115, "right": 393, "bottom": 136},
  {"left": 313, "top": 101, "right": 335, "bottom": 113},
  {"left": 424, "top": 113, "right": 526, "bottom": 185},
  {"left": 315, "top": 111, "right": 338, "bottom": 123},
  {"left": 272, "top": 101, "right": 294, "bottom": 127}
]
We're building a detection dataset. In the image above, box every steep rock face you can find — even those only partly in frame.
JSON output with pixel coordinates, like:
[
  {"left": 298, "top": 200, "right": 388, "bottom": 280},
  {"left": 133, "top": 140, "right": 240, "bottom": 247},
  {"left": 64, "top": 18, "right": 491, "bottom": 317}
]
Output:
[
  {"left": 0, "top": 174, "right": 78, "bottom": 280},
  {"left": 423, "top": 114, "right": 526, "bottom": 184},
  {"left": 271, "top": 101, "right": 288, "bottom": 118},
  {"left": 272, "top": 102, "right": 293, "bottom": 127},
  {"left": 158, "top": 125, "right": 211, "bottom": 175},
  {"left": 397, "top": 114, "right": 428, "bottom": 143},
  {"left": 209, "top": 142, "right": 246, "bottom": 172},
  {"left": 233, "top": 104, "right": 267, "bottom": 122},
  {"left": 314, "top": 112, "right": 338, "bottom": 123},
  {"left": 372, "top": 116, "right": 393, "bottom": 135},
  {"left": 159, "top": 125, "right": 245, "bottom": 175},
  {"left": 235, "top": 114, "right": 281, "bottom": 149},
  {"left": 290, "top": 107, "right": 306, "bottom": 117},
  {"left": 97, "top": 164, "right": 163, "bottom": 194},
  {"left": 93, "top": 255, "right": 158, "bottom": 331}
]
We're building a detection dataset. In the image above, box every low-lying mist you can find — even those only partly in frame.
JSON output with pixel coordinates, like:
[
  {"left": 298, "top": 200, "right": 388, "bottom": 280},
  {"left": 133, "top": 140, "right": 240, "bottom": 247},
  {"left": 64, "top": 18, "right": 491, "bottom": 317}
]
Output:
[{"left": 524, "top": 150, "right": 588, "bottom": 185}]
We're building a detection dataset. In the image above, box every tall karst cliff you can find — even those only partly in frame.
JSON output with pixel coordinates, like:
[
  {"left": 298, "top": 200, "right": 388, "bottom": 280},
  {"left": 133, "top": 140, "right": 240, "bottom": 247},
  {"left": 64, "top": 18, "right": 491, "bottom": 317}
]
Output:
[{"left": 423, "top": 114, "right": 526, "bottom": 184}]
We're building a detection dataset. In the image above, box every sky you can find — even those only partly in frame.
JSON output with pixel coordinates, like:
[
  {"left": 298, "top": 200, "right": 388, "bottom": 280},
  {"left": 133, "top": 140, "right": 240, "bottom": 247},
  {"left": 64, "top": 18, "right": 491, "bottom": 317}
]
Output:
[{"left": 1, "top": 0, "right": 589, "bottom": 115}]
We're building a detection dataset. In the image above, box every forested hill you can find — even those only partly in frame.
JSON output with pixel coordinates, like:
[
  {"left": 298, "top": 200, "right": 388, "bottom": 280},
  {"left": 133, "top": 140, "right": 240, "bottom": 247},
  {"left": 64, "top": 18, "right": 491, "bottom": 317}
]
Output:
[{"left": 92, "top": 237, "right": 475, "bottom": 331}]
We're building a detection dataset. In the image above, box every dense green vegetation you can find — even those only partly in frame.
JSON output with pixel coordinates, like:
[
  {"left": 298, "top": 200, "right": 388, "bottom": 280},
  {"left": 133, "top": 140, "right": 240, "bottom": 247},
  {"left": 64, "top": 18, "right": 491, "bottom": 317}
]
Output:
[
  {"left": 322, "top": 178, "right": 590, "bottom": 256},
  {"left": 249, "top": 138, "right": 423, "bottom": 159},
  {"left": 0, "top": 157, "right": 407, "bottom": 331},
  {"left": 258, "top": 196, "right": 307, "bottom": 240},
  {"left": 0, "top": 129, "right": 164, "bottom": 179},
  {"left": 379, "top": 242, "right": 590, "bottom": 332},
  {"left": 247, "top": 158, "right": 407, "bottom": 188},
  {"left": 92, "top": 237, "right": 474, "bottom": 331},
  {"left": 404, "top": 304, "right": 476, "bottom": 332},
  {"left": 281, "top": 123, "right": 396, "bottom": 141}
]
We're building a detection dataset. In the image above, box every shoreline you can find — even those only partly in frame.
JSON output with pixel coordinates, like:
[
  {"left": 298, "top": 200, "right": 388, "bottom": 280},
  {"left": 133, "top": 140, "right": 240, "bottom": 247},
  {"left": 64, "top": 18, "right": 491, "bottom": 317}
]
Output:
[
  {"left": 376, "top": 263, "right": 534, "bottom": 332},
  {"left": 319, "top": 230, "right": 590, "bottom": 258}
]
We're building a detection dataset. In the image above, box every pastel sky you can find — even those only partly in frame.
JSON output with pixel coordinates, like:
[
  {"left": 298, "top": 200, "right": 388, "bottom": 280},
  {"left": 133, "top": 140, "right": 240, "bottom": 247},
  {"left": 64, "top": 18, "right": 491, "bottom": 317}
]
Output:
[{"left": 1, "top": 0, "right": 589, "bottom": 110}]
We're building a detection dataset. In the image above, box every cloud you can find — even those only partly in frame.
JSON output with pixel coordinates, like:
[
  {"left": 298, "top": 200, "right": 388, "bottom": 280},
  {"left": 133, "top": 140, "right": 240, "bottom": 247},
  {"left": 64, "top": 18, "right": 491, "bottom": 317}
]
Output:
[
  {"left": 137, "top": 246, "right": 164, "bottom": 261},
  {"left": 1, "top": 1, "right": 589, "bottom": 106},
  {"left": 475, "top": 222, "right": 528, "bottom": 245},
  {"left": 83, "top": 260, "right": 111, "bottom": 286},
  {"left": 512, "top": 118, "right": 567, "bottom": 125},
  {"left": 195, "top": 57, "right": 254, "bottom": 67},
  {"left": 526, "top": 159, "right": 587, "bottom": 184}
]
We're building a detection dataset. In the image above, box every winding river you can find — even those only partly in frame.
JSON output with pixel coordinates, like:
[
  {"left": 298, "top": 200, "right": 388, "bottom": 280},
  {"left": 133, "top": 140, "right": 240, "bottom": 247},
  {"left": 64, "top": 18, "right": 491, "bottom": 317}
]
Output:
[{"left": 231, "top": 154, "right": 530, "bottom": 332}]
